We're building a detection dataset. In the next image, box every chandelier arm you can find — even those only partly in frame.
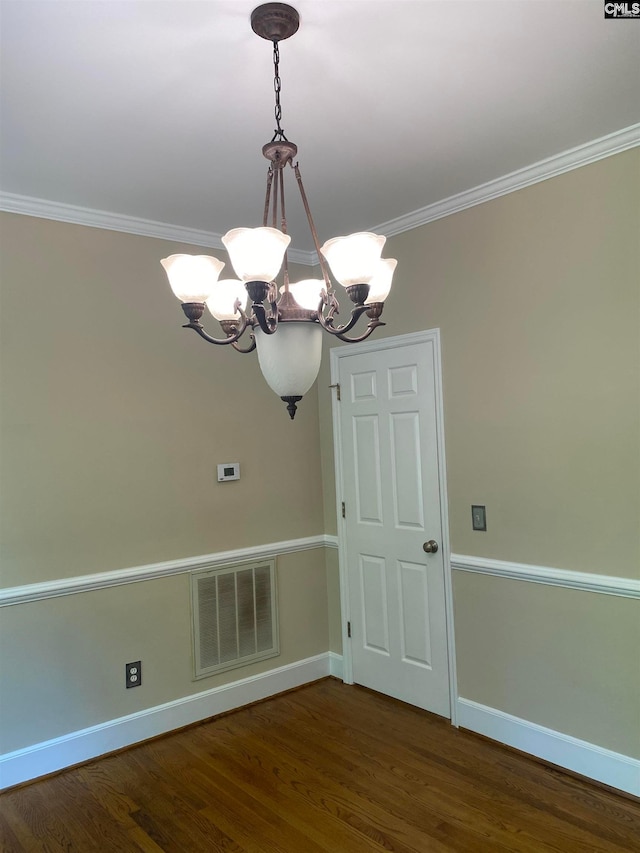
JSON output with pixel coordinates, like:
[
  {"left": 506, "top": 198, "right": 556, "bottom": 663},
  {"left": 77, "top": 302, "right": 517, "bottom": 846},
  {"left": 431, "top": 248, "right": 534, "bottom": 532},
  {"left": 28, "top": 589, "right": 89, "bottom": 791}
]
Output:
[
  {"left": 272, "top": 159, "right": 279, "bottom": 229},
  {"left": 333, "top": 319, "right": 386, "bottom": 344},
  {"left": 252, "top": 302, "right": 279, "bottom": 335},
  {"left": 183, "top": 320, "right": 249, "bottom": 346},
  {"left": 231, "top": 334, "right": 257, "bottom": 354},
  {"left": 263, "top": 166, "right": 274, "bottom": 227},
  {"left": 317, "top": 301, "right": 371, "bottom": 336},
  {"left": 293, "top": 163, "right": 332, "bottom": 290},
  {"left": 180, "top": 301, "right": 251, "bottom": 345},
  {"left": 279, "top": 164, "right": 290, "bottom": 289},
  {"left": 267, "top": 281, "right": 279, "bottom": 319},
  {"left": 279, "top": 161, "right": 287, "bottom": 232}
]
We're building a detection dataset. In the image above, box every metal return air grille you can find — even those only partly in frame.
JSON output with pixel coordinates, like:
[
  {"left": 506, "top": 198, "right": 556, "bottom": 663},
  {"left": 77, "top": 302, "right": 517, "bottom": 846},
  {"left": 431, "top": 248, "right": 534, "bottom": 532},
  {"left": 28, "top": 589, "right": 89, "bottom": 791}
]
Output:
[{"left": 191, "top": 560, "right": 279, "bottom": 679}]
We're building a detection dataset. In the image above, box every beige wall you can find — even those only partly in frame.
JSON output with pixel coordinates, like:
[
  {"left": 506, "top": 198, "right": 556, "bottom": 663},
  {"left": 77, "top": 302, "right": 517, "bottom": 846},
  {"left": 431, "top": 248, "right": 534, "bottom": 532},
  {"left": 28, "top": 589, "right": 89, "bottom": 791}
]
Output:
[
  {"left": 0, "top": 215, "right": 328, "bottom": 753},
  {"left": 321, "top": 148, "right": 640, "bottom": 576},
  {"left": 453, "top": 572, "right": 640, "bottom": 757},
  {"left": 0, "top": 549, "right": 329, "bottom": 753},
  {"left": 318, "top": 148, "right": 640, "bottom": 757},
  {"left": 0, "top": 216, "right": 324, "bottom": 585}
]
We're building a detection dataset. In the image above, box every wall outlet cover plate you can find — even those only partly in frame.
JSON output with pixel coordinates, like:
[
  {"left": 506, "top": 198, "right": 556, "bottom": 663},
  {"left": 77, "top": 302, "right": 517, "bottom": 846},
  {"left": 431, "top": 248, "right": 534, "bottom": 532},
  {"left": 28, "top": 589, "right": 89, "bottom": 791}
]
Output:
[{"left": 126, "top": 660, "right": 141, "bottom": 688}]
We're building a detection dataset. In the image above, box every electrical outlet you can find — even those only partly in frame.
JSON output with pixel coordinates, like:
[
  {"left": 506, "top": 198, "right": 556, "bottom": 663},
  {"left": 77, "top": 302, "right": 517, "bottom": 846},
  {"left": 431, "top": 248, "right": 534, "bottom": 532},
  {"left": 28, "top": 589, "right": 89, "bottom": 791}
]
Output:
[{"left": 126, "top": 661, "right": 142, "bottom": 688}]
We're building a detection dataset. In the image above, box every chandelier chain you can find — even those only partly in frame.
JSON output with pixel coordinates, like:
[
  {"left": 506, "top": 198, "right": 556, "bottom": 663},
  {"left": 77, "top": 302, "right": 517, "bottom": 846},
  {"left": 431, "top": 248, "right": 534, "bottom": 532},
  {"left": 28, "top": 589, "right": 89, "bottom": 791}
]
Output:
[{"left": 272, "top": 40, "right": 288, "bottom": 142}]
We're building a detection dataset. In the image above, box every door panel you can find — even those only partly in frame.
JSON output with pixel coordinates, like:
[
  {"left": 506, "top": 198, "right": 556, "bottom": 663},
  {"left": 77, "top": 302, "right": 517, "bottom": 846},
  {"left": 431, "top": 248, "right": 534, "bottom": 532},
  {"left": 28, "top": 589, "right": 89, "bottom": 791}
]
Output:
[
  {"left": 353, "top": 416, "right": 383, "bottom": 525},
  {"left": 390, "top": 411, "right": 425, "bottom": 529},
  {"left": 398, "top": 560, "right": 432, "bottom": 667},
  {"left": 359, "top": 554, "right": 390, "bottom": 655},
  {"left": 336, "top": 337, "right": 451, "bottom": 717},
  {"left": 352, "top": 369, "right": 377, "bottom": 400}
]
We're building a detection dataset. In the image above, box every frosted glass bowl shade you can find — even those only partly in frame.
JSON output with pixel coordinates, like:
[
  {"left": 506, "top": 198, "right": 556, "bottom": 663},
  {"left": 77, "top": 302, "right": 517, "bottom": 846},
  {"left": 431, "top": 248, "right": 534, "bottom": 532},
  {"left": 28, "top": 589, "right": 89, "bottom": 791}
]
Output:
[
  {"left": 365, "top": 258, "right": 397, "bottom": 304},
  {"left": 254, "top": 322, "right": 323, "bottom": 397},
  {"left": 161, "top": 254, "right": 225, "bottom": 303},
  {"left": 281, "top": 279, "right": 325, "bottom": 311},
  {"left": 222, "top": 227, "right": 291, "bottom": 283},
  {"left": 206, "top": 279, "right": 248, "bottom": 321},
  {"left": 319, "top": 232, "right": 386, "bottom": 287}
]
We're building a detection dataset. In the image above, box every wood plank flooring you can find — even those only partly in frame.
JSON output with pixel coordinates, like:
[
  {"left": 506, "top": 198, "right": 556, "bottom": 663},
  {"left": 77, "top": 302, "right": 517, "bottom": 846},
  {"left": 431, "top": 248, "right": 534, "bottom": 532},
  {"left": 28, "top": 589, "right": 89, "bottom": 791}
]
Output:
[{"left": 1, "top": 678, "right": 639, "bottom": 852}]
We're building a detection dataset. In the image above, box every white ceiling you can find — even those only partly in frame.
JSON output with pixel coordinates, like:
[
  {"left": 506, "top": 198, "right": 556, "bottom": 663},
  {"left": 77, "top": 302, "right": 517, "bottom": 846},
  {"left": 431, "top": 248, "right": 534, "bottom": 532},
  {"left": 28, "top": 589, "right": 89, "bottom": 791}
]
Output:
[{"left": 1, "top": 0, "right": 639, "bottom": 254}]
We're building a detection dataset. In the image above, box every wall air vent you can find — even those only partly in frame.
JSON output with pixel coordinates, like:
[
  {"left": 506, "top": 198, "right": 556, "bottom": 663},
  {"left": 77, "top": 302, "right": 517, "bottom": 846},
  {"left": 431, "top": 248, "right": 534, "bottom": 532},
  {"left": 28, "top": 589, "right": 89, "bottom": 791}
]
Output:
[{"left": 191, "top": 560, "right": 279, "bottom": 679}]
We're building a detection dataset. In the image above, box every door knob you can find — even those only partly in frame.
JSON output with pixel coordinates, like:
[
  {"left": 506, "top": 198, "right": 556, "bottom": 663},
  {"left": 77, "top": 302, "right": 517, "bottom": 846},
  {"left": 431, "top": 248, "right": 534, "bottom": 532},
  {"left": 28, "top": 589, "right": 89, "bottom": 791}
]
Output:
[{"left": 423, "top": 540, "right": 439, "bottom": 553}]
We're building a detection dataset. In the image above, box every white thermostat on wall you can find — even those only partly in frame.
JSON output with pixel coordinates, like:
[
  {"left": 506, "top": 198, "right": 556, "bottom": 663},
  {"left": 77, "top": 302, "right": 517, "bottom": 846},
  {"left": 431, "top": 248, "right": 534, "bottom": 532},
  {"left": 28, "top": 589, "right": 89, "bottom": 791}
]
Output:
[{"left": 217, "top": 462, "right": 240, "bottom": 482}]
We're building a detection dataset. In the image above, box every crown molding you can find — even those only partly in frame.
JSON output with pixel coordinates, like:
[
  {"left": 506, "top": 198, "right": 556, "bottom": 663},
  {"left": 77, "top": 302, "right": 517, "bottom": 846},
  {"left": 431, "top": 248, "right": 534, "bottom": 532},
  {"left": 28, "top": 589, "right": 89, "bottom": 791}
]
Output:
[
  {"left": 1, "top": 124, "right": 637, "bottom": 260},
  {"left": 0, "top": 192, "right": 316, "bottom": 267},
  {"left": 371, "top": 123, "right": 640, "bottom": 238}
]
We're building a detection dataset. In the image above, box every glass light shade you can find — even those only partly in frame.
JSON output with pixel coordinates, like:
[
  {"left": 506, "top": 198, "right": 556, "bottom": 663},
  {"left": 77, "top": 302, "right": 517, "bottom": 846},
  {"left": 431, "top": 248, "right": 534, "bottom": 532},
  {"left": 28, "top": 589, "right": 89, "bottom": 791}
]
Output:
[
  {"left": 281, "top": 279, "right": 325, "bottom": 311},
  {"left": 206, "top": 279, "right": 248, "bottom": 321},
  {"left": 319, "top": 232, "right": 386, "bottom": 287},
  {"left": 254, "top": 322, "right": 323, "bottom": 397},
  {"left": 365, "top": 258, "right": 397, "bottom": 304},
  {"left": 221, "top": 227, "right": 291, "bottom": 283},
  {"left": 161, "top": 254, "right": 225, "bottom": 303}
]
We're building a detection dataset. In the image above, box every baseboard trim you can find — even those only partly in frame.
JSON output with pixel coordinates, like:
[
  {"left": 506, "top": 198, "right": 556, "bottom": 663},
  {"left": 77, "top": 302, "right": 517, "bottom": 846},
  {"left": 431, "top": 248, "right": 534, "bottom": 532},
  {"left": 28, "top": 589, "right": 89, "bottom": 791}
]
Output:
[
  {"left": 0, "top": 653, "right": 338, "bottom": 791},
  {"left": 451, "top": 554, "right": 639, "bottom": 599},
  {"left": 457, "top": 697, "right": 640, "bottom": 798},
  {"left": 2, "top": 659, "right": 633, "bottom": 796},
  {"left": 0, "top": 534, "right": 339, "bottom": 607},
  {"left": 328, "top": 652, "right": 344, "bottom": 680}
]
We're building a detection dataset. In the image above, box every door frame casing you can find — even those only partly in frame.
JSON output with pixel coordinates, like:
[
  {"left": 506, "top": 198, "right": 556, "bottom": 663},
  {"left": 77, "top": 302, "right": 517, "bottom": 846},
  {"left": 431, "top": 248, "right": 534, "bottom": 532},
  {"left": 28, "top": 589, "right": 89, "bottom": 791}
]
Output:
[{"left": 330, "top": 328, "right": 458, "bottom": 725}]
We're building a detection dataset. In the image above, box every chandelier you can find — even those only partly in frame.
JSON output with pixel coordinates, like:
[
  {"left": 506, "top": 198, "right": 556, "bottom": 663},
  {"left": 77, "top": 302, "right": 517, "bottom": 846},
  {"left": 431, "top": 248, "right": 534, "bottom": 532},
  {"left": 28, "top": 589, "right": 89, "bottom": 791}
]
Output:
[{"left": 161, "top": 3, "right": 396, "bottom": 419}]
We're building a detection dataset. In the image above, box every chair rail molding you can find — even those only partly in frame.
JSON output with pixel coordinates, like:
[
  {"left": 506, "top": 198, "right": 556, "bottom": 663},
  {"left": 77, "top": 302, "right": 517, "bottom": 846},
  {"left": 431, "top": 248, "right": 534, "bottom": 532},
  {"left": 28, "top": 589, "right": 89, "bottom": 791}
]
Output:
[
  {"left": 451, "top": 553, "right": 640, "bottom": 599},
  {"left": 0, "top": 535, "right": 339, "bottom": 607}
]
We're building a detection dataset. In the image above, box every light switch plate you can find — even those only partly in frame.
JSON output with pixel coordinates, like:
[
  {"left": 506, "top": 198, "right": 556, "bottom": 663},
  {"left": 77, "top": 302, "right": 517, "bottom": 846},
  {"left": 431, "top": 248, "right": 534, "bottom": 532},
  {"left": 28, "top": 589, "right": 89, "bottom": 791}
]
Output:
[{"left": 472, "top": 505, "right": 487, "bottom": 531}]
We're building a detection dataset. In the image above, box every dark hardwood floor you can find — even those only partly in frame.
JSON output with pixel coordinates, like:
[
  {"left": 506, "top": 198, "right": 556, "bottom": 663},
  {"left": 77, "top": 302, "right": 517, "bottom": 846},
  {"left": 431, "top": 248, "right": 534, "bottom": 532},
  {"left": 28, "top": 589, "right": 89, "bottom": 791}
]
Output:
[{"left": 1, "top": 678, "right": 639, "bottom": 852}]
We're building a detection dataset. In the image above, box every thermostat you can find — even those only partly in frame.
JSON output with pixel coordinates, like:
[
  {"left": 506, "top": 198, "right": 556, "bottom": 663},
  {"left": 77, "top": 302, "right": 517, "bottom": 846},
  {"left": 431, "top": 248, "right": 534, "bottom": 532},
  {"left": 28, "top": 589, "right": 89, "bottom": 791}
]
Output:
[{"left": 217, "top": 462, "right": 240, "bottom": 482}]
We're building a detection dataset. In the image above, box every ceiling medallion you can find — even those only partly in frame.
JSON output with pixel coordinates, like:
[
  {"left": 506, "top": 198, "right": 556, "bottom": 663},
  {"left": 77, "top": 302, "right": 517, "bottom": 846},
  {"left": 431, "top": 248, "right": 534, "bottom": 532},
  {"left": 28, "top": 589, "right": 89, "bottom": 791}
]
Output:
[{"left": 161, "top": 3, "right": 396, "bottom": 419}]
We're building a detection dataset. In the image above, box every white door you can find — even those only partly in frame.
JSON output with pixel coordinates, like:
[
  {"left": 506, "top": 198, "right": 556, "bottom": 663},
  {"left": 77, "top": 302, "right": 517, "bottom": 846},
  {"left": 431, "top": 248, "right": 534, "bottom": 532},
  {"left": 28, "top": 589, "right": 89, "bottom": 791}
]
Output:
[{"left": 332, "top": 331, "right": 452, "bottom": 717}]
